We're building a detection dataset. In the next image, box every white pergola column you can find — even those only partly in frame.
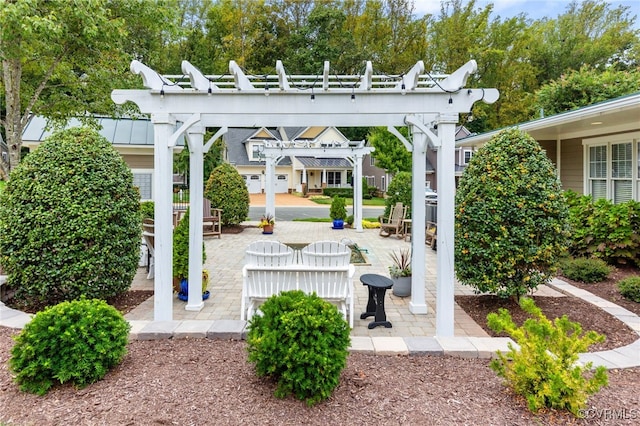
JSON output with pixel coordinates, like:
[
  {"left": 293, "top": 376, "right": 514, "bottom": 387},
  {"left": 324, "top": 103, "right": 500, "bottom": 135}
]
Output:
[
  {"left": 408, "top": 123, "right": 428, "bottom": 315},
  {"left": 186, "top": 121, "right": 205, "bottom": 311},
  {"left": 353, "top": 153, "right": 364, "bottom": 232},
  {"left": 265, "top": 154, "right": 276, "bottom": 217},
  {"left": 435, "top": 113, "right": 459, "bottom": 336},
  {"left": 151, "top": 113, "right": 176, "bottom": 321}
]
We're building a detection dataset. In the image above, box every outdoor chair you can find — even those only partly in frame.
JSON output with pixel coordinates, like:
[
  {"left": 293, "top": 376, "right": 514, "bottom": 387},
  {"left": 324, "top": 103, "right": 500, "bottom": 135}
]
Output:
[
  {"left": 202, "top": 198, "right": 222, "bottom": 238},
  {"left": 244, "top": 240, "right": 295, "bottom": 267},
  {"left": 301, "top": 240, "right": 351, "bottom": 267},
  {"left": 379, "top": 202, "right": 407, "bottom": 238},
  {"left": 142, "top": 218, "right": 155, "bottom": 279}
]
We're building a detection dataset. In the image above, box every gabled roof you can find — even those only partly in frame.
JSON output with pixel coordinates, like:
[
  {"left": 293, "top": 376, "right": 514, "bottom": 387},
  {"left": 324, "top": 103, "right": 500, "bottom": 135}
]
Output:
[
  {"left": 225, "top": 127, "right": 293, "bottom": 166},
  {"left": 457, "top": 92, "right": 640, "bottom": 146}
]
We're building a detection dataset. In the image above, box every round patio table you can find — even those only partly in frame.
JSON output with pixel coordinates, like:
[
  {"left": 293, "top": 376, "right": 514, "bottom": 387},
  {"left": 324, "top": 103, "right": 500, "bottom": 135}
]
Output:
[{"left": 359, "top": 273, "right": 393, "bottom": 329}]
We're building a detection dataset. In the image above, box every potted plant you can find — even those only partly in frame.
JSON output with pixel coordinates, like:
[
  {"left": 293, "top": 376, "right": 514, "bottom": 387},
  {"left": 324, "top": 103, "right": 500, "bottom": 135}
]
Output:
[
  {"left": 389, "top": 248, "right": 412, "bottom": 297},
  {"left": 172, "top": 209, "right": 210, "bottom": 301},
  {"left": 258, "top": 213, "right": 275, "bottom": 234},
  {"left": 330, "top": 195, "right": 347, "bottom": 229}
]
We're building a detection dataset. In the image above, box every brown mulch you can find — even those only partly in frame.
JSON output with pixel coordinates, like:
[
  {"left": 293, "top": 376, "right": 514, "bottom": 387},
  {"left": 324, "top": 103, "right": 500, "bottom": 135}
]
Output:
[
  {"left": 1, "top": 327, "right": 638, "bottom": 426},
  {"left": 455, "top": 265, "right": 640, "bottom": 353},
  {"left": 1, "top": 265, "right": 638, "bottom": 424}
]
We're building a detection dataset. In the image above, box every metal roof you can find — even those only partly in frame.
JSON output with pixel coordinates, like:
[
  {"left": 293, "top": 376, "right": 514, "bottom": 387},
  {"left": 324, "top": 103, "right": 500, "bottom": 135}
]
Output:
[{"left": 296, "top": 157, "right": 352, "bottom": 168}]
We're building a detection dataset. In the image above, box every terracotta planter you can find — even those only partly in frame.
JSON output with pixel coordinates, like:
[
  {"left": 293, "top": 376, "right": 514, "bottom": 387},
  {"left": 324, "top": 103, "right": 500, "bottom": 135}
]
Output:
[{"left": 262, "top": 225, "right": 274, "bottom": 234}]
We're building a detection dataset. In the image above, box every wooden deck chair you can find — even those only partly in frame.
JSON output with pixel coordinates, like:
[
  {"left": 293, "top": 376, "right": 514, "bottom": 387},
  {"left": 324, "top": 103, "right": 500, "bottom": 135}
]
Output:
[
  {"left": 244, "top": 240, "right": 295, "bottom": 267},
  {"left": 301, "top": 240, "right": 351, "bottom": 267},
  {"left": 379, "top": 202, "right": 406, "bottom": 237},
  {"left": 142, "top": 218, "right": 155, "bottom": 279},
  {"left": 202, "top": 198, "right": 222, "bottom": 238}
]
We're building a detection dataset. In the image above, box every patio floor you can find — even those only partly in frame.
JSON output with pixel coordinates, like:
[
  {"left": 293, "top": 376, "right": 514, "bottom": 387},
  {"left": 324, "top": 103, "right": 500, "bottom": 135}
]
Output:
[{"left": 126, "top": 220, "right": 563, "bottom": 338}]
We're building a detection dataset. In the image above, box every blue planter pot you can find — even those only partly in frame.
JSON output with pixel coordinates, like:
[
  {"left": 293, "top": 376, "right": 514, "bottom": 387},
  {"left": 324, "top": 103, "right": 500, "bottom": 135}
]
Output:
[
  {"left": 177, "top": 278, "right": 210, "bottom": 301},
  {"left": 332, "top": 219, "right": 344, "bottom": 229}
]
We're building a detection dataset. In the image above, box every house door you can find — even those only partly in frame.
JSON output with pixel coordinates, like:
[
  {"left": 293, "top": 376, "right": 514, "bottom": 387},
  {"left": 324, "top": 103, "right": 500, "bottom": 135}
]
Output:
[
  {"left": 244, "top": 175, "right": 262, "bottom": 193},
  {"left": 275, "top": 174, "right": 288, "bottom": 193}
]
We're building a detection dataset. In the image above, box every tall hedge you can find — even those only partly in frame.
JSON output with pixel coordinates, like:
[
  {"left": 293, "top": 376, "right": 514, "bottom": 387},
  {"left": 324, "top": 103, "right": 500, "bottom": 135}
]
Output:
[
  {"left": 454, "top": 128, "right": 569, "bottom": 299},
  {"left": 0, "top": 127, "right": 141, "bottom": 309},
  {"left": 204, "top": 163, "right": 249, "bottom": 226}
]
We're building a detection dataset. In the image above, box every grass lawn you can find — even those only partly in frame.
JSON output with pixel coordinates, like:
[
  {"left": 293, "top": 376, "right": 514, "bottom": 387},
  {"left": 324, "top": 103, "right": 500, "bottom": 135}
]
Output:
[{"left": 309, "top": 196, "right": 386, "bottom": 206}]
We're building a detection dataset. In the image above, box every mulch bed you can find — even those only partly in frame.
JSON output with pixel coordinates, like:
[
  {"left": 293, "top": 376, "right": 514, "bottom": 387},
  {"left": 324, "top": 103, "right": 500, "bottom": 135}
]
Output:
[{"left": 456, "top": 264, "right": 640, "bottom": 353}]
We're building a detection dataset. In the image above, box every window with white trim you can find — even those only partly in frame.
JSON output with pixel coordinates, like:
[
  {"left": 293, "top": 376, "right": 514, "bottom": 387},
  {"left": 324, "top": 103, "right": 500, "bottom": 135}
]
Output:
[
  {"left": 132, "top": 171, "right": 153, "bottom": 201},
  {"left": 463, "top": 150, "right": 473, "bottom": 164},
  {"left": 327, "top": 171, "right": 342, "bottom": 187},
  {"left": 251, "top": 143, "right": 264, "bottom": 160},
  {"left": 585, "top": 133, "right": 639, "bottom": 203}
]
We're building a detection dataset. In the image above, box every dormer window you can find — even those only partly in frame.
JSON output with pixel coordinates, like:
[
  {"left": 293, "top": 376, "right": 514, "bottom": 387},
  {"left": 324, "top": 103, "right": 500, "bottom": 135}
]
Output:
[{"left": 251, "top": 143, "right": 264, "bottom": 160}]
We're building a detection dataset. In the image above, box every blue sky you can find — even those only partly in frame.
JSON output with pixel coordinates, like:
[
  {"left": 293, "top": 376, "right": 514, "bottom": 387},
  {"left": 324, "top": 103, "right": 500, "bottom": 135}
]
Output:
[{"left": 413, "top": 0, "right": 640, "bottom": 26}]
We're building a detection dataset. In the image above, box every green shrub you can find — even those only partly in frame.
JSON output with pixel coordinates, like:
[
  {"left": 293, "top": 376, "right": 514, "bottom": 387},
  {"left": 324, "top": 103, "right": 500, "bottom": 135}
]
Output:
[
  {"left": 172, "top": 209, "right": 206, "bottom": 282},
  {"left": 0, "top": 127, "right": 141, "bottom": 309},
  {"left": 618, "top": 276, "right": 640, "bottom": 302},
  {"left": 9, "top": 298, "right": 130, "bottom": 395},
  {"left": 384, "top": 171, "right": 412, "bottom": 217},
  {"left": 204, "top": 163, "right": 249, "bottom": 226},
  {"left": 322, "top": 187, "right": 353, "bottom": 198},
  {"left": 329, "top": 195, "right": 347, "bottom": 220},
  {"left": 487, "top": 297, "right": 608, "bottom": 416},
  {"left": 566, "top": 191, "right": 640, "bottom": 266},
  {"left": 246, "top": 290, "right": 351, "bottom": 406},
  {"left": 346, "top": 214, "right": 354, "bottom": 225},
  {"left": 140, "top": 201, "right": 154, "bottom": 221},
  {"left": 455, "top": 128, "right": 569, "bottom": 299},
  {"left": 560, "top": 257, "right": 611, "bottom": 283}
]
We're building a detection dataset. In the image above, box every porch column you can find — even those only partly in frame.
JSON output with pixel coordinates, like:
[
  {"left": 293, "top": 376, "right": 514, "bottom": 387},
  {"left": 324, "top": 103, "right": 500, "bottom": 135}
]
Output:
[
  {"left": 353, "top": 153, "right": 364, "bottom": 232},
  {"left": 186, "top": 122, "right": 205, "bottom": 311},
  {"left": 151, "top": 113, "right": 175, "bottom": 321},
  {"left": 301, "top": 167, "right": 307, "bottom": 193},
  {"left": 265, "top": 154, "right": 276, "bottom": 217},
  {"left": 408, "top": 123, "right": 428, "bottom": 315},
  {"left": 322, "top": 169, "right": 327, "bottom": 187},
  {"left": 435, "top": 113, "right": 459, "bottom": 336}
]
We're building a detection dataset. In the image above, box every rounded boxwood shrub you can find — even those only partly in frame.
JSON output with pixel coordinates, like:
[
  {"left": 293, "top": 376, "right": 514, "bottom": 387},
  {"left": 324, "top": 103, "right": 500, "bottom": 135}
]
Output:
[
  {"left": 204, "top": 163, "right": 249, "bottom": 226},
  {"left": 455, "top": 128, "right": 569, "bottom": 299},
  {"left": 9, "top": 298, "right": 131, "bottom": 395},
  {"left": 246, "top": 290, "right": 351, "bottom": 406},
  {"left": 0, "top": 127, "right": 141, "bottom": 309},
  {"left": 618, "top": 276, "right": 640, "bottom": 302},
  {"left": 560, "top": 257, "right": 611, "bottom": 283}
]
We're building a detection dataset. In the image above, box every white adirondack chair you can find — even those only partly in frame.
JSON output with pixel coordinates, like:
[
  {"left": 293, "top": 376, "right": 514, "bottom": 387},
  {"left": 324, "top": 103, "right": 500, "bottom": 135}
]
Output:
[
  {"left": 301, "top": 240, "right": 351, "bottom": 267},
  {"left": 244, "top": 240, "right": 295, "bottom": 266}
]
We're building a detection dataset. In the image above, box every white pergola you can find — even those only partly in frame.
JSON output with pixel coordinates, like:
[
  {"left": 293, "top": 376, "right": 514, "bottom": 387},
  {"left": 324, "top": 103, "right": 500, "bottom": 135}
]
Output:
[{"left": 112, "top": 59, "right": 498, "bottom": 336}]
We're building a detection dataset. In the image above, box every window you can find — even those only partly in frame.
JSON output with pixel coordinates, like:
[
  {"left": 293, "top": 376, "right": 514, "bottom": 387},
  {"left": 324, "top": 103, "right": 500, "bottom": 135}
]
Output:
[
  {"left": 370, "top": 156, "right": 375, "bottom": 166},
  {"left": 251, "top": 144, "right": 263, "bottom": 160},
  {"left": 381, "top": 175, "right": 386, "bottom": 192},
  {"left": 132, "top": 171, "right": 153, "bottom": 200},
  {"left": 327, "top": 171, "right": 342, "bottom": 187},
  {"left": 463, "top": 150, "right": 473, "bottom": 164},
  {"left": 585, "top": 133, "right": 639, "bottom": 203},
  {"left": 365, "top": 176, "right": 375, "bottom": 187},
  {"left": 588, "top": 145, "right": 607, "bottom": 200}
]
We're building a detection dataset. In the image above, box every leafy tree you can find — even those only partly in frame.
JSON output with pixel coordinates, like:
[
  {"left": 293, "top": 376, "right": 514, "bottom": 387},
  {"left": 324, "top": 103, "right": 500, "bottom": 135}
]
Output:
[
  {"left": 384, "top": 171, "right": 412, "bottom": 217},
  {"left": 0, "top": 0, "right": 180, "bottom": 178},
  {"left": 204, "top": 163, "right": 249, "bottom": 226},
  {"left": 0, "top": 127, "right": 141, "bottom": 309},
  {"left": 534, "top": 66, "right": 640, "bottom": 116},
  {"left": 528, "top": 0, "right": 639, "bottom": 84},
  {"left": 367, "top": 126, "right": 411, "bottom": 174},
  {"left": 454, "top": 129, "right": 569, "bottom": 300},
  {"left": 174, "top": 133, "right": 225, "bottom": 187}
]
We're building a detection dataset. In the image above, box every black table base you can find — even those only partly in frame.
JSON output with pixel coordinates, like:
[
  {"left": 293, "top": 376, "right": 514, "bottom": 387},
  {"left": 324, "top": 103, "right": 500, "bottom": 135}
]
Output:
[{"left": 359, "top": 274, "right": 393, "bottom": 329}]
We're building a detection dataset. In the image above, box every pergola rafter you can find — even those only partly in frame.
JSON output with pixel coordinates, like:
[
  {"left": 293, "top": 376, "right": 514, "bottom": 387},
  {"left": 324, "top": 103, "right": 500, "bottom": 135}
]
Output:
[{"left": 112, "top": 59, "right": 498, "bottom": 336}]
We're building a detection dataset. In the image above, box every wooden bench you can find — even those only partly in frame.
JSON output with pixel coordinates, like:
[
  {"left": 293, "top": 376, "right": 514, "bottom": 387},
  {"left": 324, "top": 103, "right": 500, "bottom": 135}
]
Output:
[{"left": 241, "top": 264, "right": 355, "bottom": 327}]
